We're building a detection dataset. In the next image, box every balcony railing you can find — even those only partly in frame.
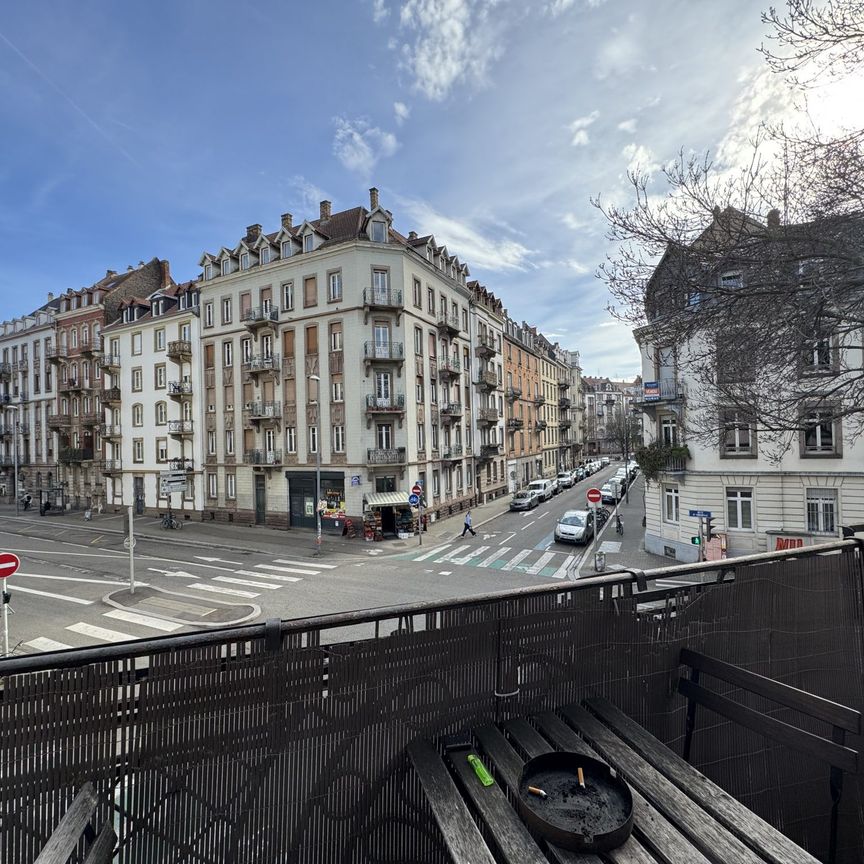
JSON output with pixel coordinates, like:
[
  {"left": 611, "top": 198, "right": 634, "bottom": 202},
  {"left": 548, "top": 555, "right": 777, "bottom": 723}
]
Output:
[
  {"left": 507, "top": 417, "right": 524, "bottom": 429},
  {"left": 363, "top": 342, "right": 404, "bottom": 362},
  {"left": 168, "top": 457, "right": 195, "bottom": 472},
  {"left": 477, "top": 407, "right": 500, "bottom": 423},
  {"left": 475, "top": 370, "right": 498, "bottom": 389},
  {"left": 102, "top": 387, "right": 121, "bottom": 404},
  {"left": 366, "top": 446, "right": 406, "bottom": 465},
  {"left": 534, "top": 394, "right": 546, "bottom": 406},
  {"left": 168, "top": 381, "right": 193, "bottom": 398},
  {"left": 0, "top": 363, "right": 10, "bottom": 378},
  {"left": 101, "top": 459, "right": 122, "bottom": 474},
  {"left": 99, "top": 424, "right": 121, "bottom": 438},
  {"left": 98, "top": 354, "right": 121, "bottom": 372},
  {"left": 505, "top": 386, "right": 522, "bottom": 401},
  {"left": 168, "top": 420, "right": 194, "bottom": 436},
  {"left": 439, "top": 402, "right": 463, "bottom": 417},
  {"left": 242, "top": 306, "right": 279, "bottom": 328},
  {"left": 437, "top": 357, "right": 460, "bottom": 377},
  {"left": 46, "top": 345, "right": 67, "bottom": 363},
  {"left": 47, "top": 413, "right": 71, "bottom": 428},
  {"left": 363, "top": 288, "right": 404, "bottom": 310},
  {"left": 558, "top": 396, "right": 572, "bottom": 409},
  {"left": 436, "top": 311, "right": 460, "bottom": 334},
  {"left": 441, "top": 445, "right": 463, "bottom": 460},
  {"left": 59, "top": 447, "right": 94, "bottom": 463},
  {"left": 639, "top": 377, "right": 686, "bottom": 403},
  {"left": 80, "top": 413, "right": 99, "bottom": 427},
  {"left": 167, "top": 340, "right": 192, "bottom": 360},
  {"left": 242, "top": 354, "right": 281, "bottom": 374},
  {"left": 245, "top": 401, "right": 282, "bottom": 420},
  {"left": 559, "top": 417, "right": 572, "bottom": 428},
  {"left": 664, "top": 454, "right": 688, "bottom": 473},
  {"left": 365, "top": 394, "right": 406, "bottom": 412},
  {"left": 329, "top": 351, "right": 343, "bottom": 374},
  {"left": 475, "top": 334, "right": 497, "bottom": 357},
  {"left": 59, "top": 380, "right": 80, "bottom": 393},
  {"left": 244, "top": 449, "right": 283, "bottom": 466},
  {"left": 558, "top": 377, "right": 570, "bottom": 389},
  {"left": 479, "top": 443, "right": 502, "bottom": 460},
  {"left": 535, "top": 420, "right": 548, "bottom": 431}
]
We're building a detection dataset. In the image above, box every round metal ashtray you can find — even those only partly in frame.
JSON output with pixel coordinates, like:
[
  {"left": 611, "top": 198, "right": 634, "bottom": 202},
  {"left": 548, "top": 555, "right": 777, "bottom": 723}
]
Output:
[{"left": 517, "top": 752, "right": 634, "bottom": 852}]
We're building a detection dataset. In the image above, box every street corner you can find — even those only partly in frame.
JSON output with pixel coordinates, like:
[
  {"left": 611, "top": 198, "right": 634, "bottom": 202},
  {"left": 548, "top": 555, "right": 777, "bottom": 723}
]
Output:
[{"left": 103, "top": 584, "right": 260, "bottom": 627}]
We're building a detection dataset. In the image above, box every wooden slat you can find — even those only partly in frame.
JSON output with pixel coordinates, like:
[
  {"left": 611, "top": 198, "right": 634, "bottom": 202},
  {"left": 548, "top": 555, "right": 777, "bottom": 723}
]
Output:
[
  {"left": 34, "top": 782, "right": 98, "bottom": 864},
  {"left": 586, "top": 697, "right": 823, "bottom": 864},
  {"left": 407, "top": 740, "right": 497, "bottom": 864},
  {"left": 82, "top": 821, "right": 116, "bottom": 864},
  {"left": 561, "top": 703, "right": 765, "bottom": 864},
  {"left": 678, "top": 678, "right": 859, "bottom": 774},
  {"left": 450, "top": 750, "right": 548, "bottom": 864},
  {"left": 533, "top": 712, "right": 709, "bottom": 864},
  {"left": 680, "top": 649, "right": 862, "bottom": 733}
]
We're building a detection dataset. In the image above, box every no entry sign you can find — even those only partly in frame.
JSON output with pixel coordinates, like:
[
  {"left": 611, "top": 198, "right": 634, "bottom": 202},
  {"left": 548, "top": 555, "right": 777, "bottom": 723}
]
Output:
[
  {"left": 586, "top": 487, "right": 602, "bottom": 505},
  {"left": 0, "top": 553, "right": 20, "bottom": 579}
]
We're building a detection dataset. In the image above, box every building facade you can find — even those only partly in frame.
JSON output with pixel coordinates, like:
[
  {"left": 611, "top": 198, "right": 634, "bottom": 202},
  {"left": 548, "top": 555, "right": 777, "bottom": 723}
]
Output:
[
  {"left": 503, "top": 317, "right": 542, "bottom": 491},
  {"left": 583, "top": 376, "right": 640, "bottom": 456}
]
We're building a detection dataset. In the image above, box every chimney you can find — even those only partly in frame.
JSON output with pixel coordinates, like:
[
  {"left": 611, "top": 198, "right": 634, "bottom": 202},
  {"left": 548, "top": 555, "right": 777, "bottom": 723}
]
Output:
[
  {"left": 319, "top": 200, "right": 332, "bottom": 221},
  {"left": 105, "top": 269, "right": 116, "bottom": 278},
  {"left": 408, "top": 231, "right": 417, "bottom": 240},
  {"left": 766, "top": 208, "right": 781, "bottom": 229},
  {"left": 47, "top": 292, "right": 54, "bottom": 301},
  {"left": 245, "top": 223, "right": 262, "bottom": 242},
  {"left": 281, "top": 212, "right": 293, "bottom": 230},
  {"left": 369, "top": 187, "right": 379, "bottom": 210},
  {"left": 160, "top": 259, "right": 172, "bottom": 289}
]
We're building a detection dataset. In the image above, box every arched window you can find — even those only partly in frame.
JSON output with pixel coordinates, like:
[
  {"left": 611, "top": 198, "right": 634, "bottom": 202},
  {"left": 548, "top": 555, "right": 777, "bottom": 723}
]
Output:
[
  {"left": 70, "top": 328, "right": 78, "bottom": 349},
  {"left": 155, "top": 401, "right": 167, "bottom": 425},
  {"left": 81, "top": 324, "right": 89, "bottom": 345}
]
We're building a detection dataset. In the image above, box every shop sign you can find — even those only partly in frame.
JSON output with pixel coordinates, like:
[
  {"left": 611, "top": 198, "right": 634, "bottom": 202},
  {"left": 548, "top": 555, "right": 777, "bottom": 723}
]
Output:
[{"left": 351, "top": 475, "right": 361, "bottom": 486}]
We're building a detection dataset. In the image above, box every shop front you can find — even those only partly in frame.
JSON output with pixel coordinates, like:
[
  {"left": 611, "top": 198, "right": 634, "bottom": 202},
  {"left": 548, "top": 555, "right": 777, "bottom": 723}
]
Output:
[
  {"left": 286, "top": 471, "right": 347, "bottom": 532},
  {"left": 363, "top": 490, "right": 415, "bottom": 541}
]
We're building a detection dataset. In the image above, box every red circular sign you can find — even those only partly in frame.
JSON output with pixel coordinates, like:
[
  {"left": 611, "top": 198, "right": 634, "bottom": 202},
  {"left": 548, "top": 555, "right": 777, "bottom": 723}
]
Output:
[
  {"left": 586, "top": 487, "right": 602, "bottom": 504},
  {"left": 0, "top": 552, "right": 20, "bottom": 579},
  {"left": 411, "top": 484, "right": 422, "bottom": 496}
]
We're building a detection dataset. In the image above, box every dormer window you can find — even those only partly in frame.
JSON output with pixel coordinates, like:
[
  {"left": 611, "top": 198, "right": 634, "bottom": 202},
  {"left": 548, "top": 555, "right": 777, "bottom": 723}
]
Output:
[
  {"left": 260, "top": 247, "right": 270, "bottom": 265},
  {"left": 303, "top": 233, "right": 314, "bottom": 253},
  {"left": 240, "top": 252, "right": 250, "bottom": 271},
  {"left": 190, "top": 290, "right": 199, "bottom": 307},
  {"left": 179, "top": 294, "right": 186, "bottom": 311},
  {"left": 281, "top": 240, "right": 292, "bottom": 258},
  {"left": 221, "top": 259, "right": 230, "bottom": 276},
  {"left": 204, "top": 264, "right": 213, "bottom": 281},
  {"left": 370, "top": 221, "right": 386, "bottom": 243}
]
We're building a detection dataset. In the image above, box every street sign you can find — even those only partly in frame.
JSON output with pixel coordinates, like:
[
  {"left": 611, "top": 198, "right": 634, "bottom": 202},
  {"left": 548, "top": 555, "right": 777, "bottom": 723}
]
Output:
[
  {"left": 586, "top": 487, "right": 602, "bottom": 504},
  {"left": 411, "top": 483, "right": 422, "bottom": 496},
  {"left": 0, "top": 553, "right": 20, "bottom": 579},
  {"left": 408, "top": 493, "right": 420, "bottom": 506},
  {"left": 123, "top": 536, "right": 137, "bottom": 549},
  {"left": 688, "top": 509, "right": 713, "bottom": 518}
]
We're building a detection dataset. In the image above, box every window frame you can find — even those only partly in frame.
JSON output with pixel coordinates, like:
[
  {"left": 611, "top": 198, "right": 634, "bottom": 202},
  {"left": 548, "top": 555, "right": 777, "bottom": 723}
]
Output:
[
  {"left": 806, "top": 488, "right": 838, "bottom": 534},
  {"left": 725, "top": 487, "right": 754, "bottom": 531},
  {"left": 663, "top": 484, "right": 679, "bottom": 524}
]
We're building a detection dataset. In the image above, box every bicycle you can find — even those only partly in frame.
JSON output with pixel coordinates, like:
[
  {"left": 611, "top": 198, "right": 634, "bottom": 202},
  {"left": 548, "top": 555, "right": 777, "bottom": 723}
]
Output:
[
  {"left": 161, "top": 512, "right": 182, "bottom": 530},
  {"left": 615, "top": 513, "right": 624, "bottom": 535}
]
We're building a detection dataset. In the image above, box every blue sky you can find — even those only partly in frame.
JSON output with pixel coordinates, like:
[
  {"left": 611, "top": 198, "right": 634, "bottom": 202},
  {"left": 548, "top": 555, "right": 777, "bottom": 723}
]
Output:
[{"left": 1, "top": 0, "right": 856, "bottom": 377}]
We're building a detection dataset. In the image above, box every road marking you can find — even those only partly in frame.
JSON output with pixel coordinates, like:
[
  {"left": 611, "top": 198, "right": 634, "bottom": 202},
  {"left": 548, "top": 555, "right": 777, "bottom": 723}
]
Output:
[
  {"left": 104, "top": 610, "right": 183, "bottom": 632},
  {"left": 452, "top": 546, "right": 489, "bottom": 565},
  {"left": 413, "top": 544, "right": 450, "bottom": 562},
  {"left": 25, "top": 636, "right": 73, "bottom": 652},
  {"left": 5, "top": 549, "right": 124, "bottom": 560},
  {"left": 67, "top": 622, "right": 136, "bottom": 643},
  {"left": 89, "top": 536, "right": 104, "bottom": 545},
  {"left": 434, "top": 544, "right": 471, "bottom": 563},
  {"left": 502, "top": 550, "right": 533, "bottom": 571},
  {"left": 190, "top": 583, "right": 259, "bottom": 598},
  {"left": 144, "top": 596, "right": 216, "bottom": 616},
  {"left": 12, "top": 585, "right": 93, "bottom": 604},
  {"left": 16, "top": 572, "right": 133, "bottom": 586},
  {"left": 476, "top": 547, "right": 510, "bottom": 568},
  {"left": 551, "top": 555, "right": 577, "bottom": 579},
  {"left": 239, "top": 571, "right": 302, "bottom": 583},
  {"left": 520, "top": 521, "right": 536, "bottom": 531},
  {"left": 255, "top": 564, "right": 318, "bottom": 576},
  {"left": 274, "top": 558, "right": 338, "bottom": 570},
  {"left": 439, "top": 571, "right": 452, "bottom": 576},
  {"left": 498, "top": 532, "right": 516, "bottom": 546},
  {"left": 147, "top": 568, "right": 199, "bottom": 578},
  {"left": 527, "top": 552, "right": 556, "bottom": 575},
  {"left": 195, "top": 556, "right": 245, "bottom": 565},
  {"left": 536, "top": 511, "right": 550, "bottom": 519},
  {"left": 213, "top": 576, "right": 281, "bottom": 590}
]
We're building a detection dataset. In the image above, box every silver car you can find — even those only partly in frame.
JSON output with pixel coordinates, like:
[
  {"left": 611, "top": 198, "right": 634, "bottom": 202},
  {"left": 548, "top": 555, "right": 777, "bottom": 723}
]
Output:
[
  {"left": 510, "top": 488, "right": 541, "bottom": 511},
  {"left": 554, "top": 509, "right": 594, "bottom": 544}
]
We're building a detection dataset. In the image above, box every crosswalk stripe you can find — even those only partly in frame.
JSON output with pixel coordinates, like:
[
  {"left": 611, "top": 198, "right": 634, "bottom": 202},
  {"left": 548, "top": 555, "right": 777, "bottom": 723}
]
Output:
[
  {"left": 214, "top": 576, "right": 281, "bottom": 590},
  {"left": 551, "top": 555, "right": 577, "bottom": 579},
  {"left": 476, "top": 547, "right": 510, "bottom": 568},
  {"left": 67, "top": 622, "right": 136, "bottom": 643},
  {"left": 452, "top": 545, "right": 489, "bottom": 565},
  {"left": 502, "top": 550, "right": 533, "bottom": 571},
  {"left": 414, "top": 544, "right": 451, "bottom": 562},
  {"left": 25, "top": 636, "right": 73, "bottom": 652},
  {"left": 274, "top": 559, "right": 337, "bottom": 570},
  {"left": 434, "top": 544, "right": 471, "bottom": 563},
  {"left": 13, "top": 585, "right": 93, "bottom": 605},
  {"left": 255, "top": 564, "right": 318, "bottom": 576},
  {"left": 104, "top": 609, "right": 182, "bottom": 632},
  {"left": 235, "top": 570, "right": 302, "bottom": 583},
  {"left": 190, "top": 583, "right": 259, "bottom": 599},
  {"left": 527, "top": 551, "right": 556, "bottom": 575}
]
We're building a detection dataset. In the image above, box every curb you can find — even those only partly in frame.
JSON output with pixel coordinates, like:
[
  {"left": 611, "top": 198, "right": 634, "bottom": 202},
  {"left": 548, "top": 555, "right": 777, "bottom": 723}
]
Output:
[{"left": 102, "top": 585, "right": 261, "bottom": 627}]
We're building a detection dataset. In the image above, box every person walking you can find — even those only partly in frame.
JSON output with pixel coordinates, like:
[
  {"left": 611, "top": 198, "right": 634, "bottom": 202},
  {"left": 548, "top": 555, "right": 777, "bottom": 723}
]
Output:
[{"left": 461, "top": 510, "right": 477, "bottom": 537}]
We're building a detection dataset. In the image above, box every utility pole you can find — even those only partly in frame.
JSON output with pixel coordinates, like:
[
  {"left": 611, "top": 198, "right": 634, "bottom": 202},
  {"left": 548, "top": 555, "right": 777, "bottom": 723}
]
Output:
[
  {"left": 11, "top": 406, "right": 19, "bottom": 516},
  {"left": 309, "top": 374, "right": 322, "bottom": 557},
  {"left": 127, "top": 505, "right": 136, "bottom": 594}
]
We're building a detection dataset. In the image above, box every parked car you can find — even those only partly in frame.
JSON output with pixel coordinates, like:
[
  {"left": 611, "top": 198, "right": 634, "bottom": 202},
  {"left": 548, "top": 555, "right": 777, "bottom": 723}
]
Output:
[
  {"left": 526, "top": 478, "right": 556, "bottom": 502},
  {"left": 600, "top": 456, "right": 611, "bottom": 466},
  {"left": 554, "top": 509, "right": 595, "bottom": 545},
  {"left": 510, "top": 488, "right": 542, "bottom": 511},
  {"left": 574, "top": 467, "right": 586, "bottom": 482},
  {"left": 557, "top": 471, "right": 575, "bottom": 489},
  {"left": 600, "top": 480, "right": 623, "bottom": 504},
  {"left": 614, "top": 468, "right": 629, "bottom": 486}
]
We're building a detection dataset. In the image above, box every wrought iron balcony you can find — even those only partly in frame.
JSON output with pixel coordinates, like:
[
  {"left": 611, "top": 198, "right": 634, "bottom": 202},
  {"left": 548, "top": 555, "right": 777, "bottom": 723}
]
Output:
[
  {"left": 168, "top": 420, "right": 194, "bottom": 437},
  {"left": 441, "top": 445, "right": 463, "bottom": 461},
  {"left": 0, "top": 363, "right": 10, "bottom": 379},
  {"left": 242, "top": 306, "right": 279, "bottom": 329},
  {"left": 98, "top": 354, "right": 121, "bottom": 373},
  {"left": 363, "top": 288, "right": 403, "bottom": 311},
  {"left": 60, "top": 447, "right": 94, "bottom": 463},
  {"left": 558, "top": 377, "right": 570, "bottom": 390},
  {"left": 437, "top": 357, "right": 460, "bottom": 378},
  {"left": 169, "top": 457, "right": 195, "bottom": 472},
  {"left": 637, "top": 377, "right": 687, "bottom": 405},
  {"left": 477, "top": 407, "right": 500, "bottom": 423},
  {"left": 475, "top": 334, "right": 497, "bottom": 357},
  {"left": 475, "top": 370, "right": 498, "bottom": 390},
  {"left": 559, "top": 417, "right": 572, "bottom": 428},
  {"left": 366, "top": 446, "right": 406, "bottom": 465},
  {"left": 242, "top": 354, "right": 281, "bottom": 375},
  {"left": 363, "top": 342, "right": 404, "bottom": 362},
  {"left": 558, "top": 396, "right": 572, "bottom": 409},
  {"left": 535, "top": 419, "right": 548, "bottom": 431},
  {"left": 664, "top": 454, "right": 689, "bottom": 473},
  {"left": 436, "top": 311, "right": 460, "bottom": 335},
  {"left": 99, "top": 424, "right": 121, "bottom": 438},
  {"left": 46, "top": 345, "right": 67, "bottom": 364},
  {"left": 365, "top": 394, "right": 406, "bottom": 413},
  {"left": 47, "top": 413, "right": 71, "bottom": 429},
  {"left": 167, "top": 340, "right": 192, "bottom": 361},
  {"left": 59, "top": 379, "right": 80, "bottom": 394},
  {"left": 245, "top": 401, "right": 282, "bottom": 421},
  {"left": 439, "top": 402, "right": 463, "bottom": 419},
  {"left": 479, "top": 443, "right": 502, "bottom": 460},
  {"left": 507, "top": 417, "right": 524, "bottom": 429},
  {"left": 80, "top": 413, "right": 100, "bottom": 427},
  {"left": 534, "top": 394, "right": 546, "bottom": 406},
  {"left": 168, "top": 381, "right": 193, "bottom": 399},
  {"left": 244, "top": 449, "right": 283, "bottom": 466},
  {"left": 505, "top": 386, "right": 522, "bottom": 401},
  {"left": 101, "top": 459, "right": 122, "bottom": 474}
]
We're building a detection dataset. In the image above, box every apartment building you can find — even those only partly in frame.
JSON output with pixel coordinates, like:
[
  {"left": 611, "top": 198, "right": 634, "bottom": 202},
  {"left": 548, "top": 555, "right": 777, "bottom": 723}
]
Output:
[
  {"left": 583, "top": 376, "right": 640, "bottom": 456},
  {"left": 533, "top": 332, "right": 563, "bottom": 477},
  {"left": 503, "top": 317, "right": 542, "bottom": 491},
  {"left": 100, "top": 281, "right": 204, "bottom": 514},
  {"left": 565, "top": 350, "right": 585, "bottom": 466},
  {"left": 49, "top": 260, "right": 169, "bottom": 507},
  {"left": 0, "top": 302, "right": 59, "bottom": 497},
  {"left": 196, "top": 189, "right": 480, "bottom": 530},
  {"left": 469, "top": 283, "right": 507, "bottom": 502}
]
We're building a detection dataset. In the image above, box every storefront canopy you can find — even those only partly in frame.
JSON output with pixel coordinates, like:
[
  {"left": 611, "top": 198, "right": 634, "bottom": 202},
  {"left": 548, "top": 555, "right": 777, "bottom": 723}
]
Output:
[{"left": 364, "top": 491, "right": 411, "bottom": 508}]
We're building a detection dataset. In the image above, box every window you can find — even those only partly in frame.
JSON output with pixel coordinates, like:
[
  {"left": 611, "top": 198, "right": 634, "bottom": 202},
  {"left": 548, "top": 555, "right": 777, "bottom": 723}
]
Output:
[
  {"left": 721, "top": 410, "right": 754, "bottom": 456},
  {"left": 282, "top": 282, "right": 294, "bottom": 310},
  {"left": 807, "top": 488, "right": 837, "bottom": 534},
  {"left": 413, "top": 278, "right": 422, "bottom": 308},
  {"left": 156, "top": 438, "right": 168, "bottom": 463},
  {"left": 303, "top": 233, "right": 314, "bottom": 253},
  {"left": 204, "top": 302, "right": 214, "bottom": 327},
  {"left": 377, "top": 424, "right": 393, "bottom": 449},
  {"left": 281, "top": 240, "right": 292, "bottom": 258},
  {"left": 154, "top": 364, "right": 166, "bottom": 389},
  {"left": 726, "top": 487, "right": 753, "bottom": 530},
  {"left": 221, "top": 298, "right": 232, "bottom": 324},
  {"left": 207, "top": 473, "right": 217, "bottom": 498},
  {"left": 226, "top": 473, "right": 236, "bottom": 499},
  {"left": 132, "top": 438, "right": 144, "bottom": 463},
  {"left": 132, "top": 404, "right": 143, "bottom": 427},
  {"left": 155, "top": 401, "right": 167, "bottom": 425},
  {"left": 802, "top": 336, "right": 832, "bottom": 372},
  {"left": 414, "top": 327, "right": 423, "bottom": 356},
  {"left": 305, "top": 325, "right": 318, "bottom": 355},
  {"left": 802, "top": 409, "right": 839, "bottom": 455},
  {"left": 416, "top": 378, "right": 424, "bottom": 402},
  {"left": 131, "top": 333, "right": 142, "bottom": 355},
  {"left": 221, "top": 259, "right": 230, "bottom": 276},
  {"left": 372, "top": 269, "right": 388, "bottom": 301},
  {"left": 303, "top": 276, "right": 317, "bottom": 308},
  {"left": 286, "top": 426, "right": 297, "bottom": 453},
  {"left": 154, "top": 329, "right": 165, "bottom": 351},
  {"left": 333, "top": 425, "right": 345, "bottom": 452},
  {"left": 720, "top": 271, "right": 742, "bottom": 289},
  {"left": 131, "top": 368, "right": 142, "bottom": 391},
  {"left": 328, "top": 271, "right": 342, "bottom": 302},
  {"left": 260, "top": 247, "right": 271, "bottom": 266},
  {"left": 663, "top": 484, "right": 679, "bottom": 523},
  {"left": 309, "top": 425, "right": 318, "bottom": 453},
  {"left": 433, "top": 470, "right": 440, "bottom": 497},
  {"left": 427, "top": 288, "right": 435, "bottom": 314},
  {"left": 329, "top": 323, "right": 343, "bottom": 352},
  {"left": 241, "top": 339, "right": 252, "bottom": 363},
  {"left": 332, "top": 381, "right": 344, "bottom": 402},
  {"left": 71, "top": 328, "right": 78, "bottom": 348},
  {"left": 220, "top": 341, "right": 232, "bottom": 367},
  {"left": 226, "top": 429, "right": 235, "bottom": 454},
  {"left": 370, "top": 221, "right": 386, "bottom": 242},
  {"left": 417, "top": 423, "right": 425, "bottom": 451},
  {"left": 204, "top": 264, "right": 213, "bottom": 281},
  {"left": 208, "top": 431, "right": 217, "bottom": 455}
]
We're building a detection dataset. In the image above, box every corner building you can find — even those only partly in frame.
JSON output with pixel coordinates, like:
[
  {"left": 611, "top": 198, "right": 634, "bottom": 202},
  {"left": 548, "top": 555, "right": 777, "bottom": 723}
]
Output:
[{"left": 197, "top": 189, "right": 484, "bottom": 529}]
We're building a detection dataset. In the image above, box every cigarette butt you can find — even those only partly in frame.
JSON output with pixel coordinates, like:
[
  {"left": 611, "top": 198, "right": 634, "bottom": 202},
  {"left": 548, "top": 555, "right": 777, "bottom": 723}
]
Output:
[
  {"left": 527, "top": 786, "right": 547, "bottom": 798},
  {"left": 577, "top": 767, "right": 585, "bottom": 788}
]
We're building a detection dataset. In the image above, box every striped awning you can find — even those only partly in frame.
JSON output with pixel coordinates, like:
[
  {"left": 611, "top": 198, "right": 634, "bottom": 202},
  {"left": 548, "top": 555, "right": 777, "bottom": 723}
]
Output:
[{"left": 364, "top": 491, "right": 411, "bottom": 508}]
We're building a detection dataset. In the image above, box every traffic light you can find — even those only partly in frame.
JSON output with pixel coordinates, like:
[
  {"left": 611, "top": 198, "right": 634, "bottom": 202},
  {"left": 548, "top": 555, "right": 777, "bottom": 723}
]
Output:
[
  {"left": 706, "top": 516, "right": 718, "bottom": 542},
  {"left": 690, "top": 536, "right": 701, "bottom": 545}
]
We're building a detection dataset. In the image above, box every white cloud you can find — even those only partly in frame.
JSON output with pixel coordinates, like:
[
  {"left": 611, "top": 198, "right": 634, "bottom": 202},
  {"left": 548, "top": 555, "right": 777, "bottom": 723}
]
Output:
[
  {"left": 617, "top": 118, "right": 637, "bottom": 134},
  {"left": 595, "top": 27, "right": 643, "bottom": 80},
  {"left": 562, "top": 212, "right": 587, "bottom": 231},
  {"left": 393, "top": 101, "right": 411, "bottom": 125},
  {"left": 621, "top": 142, "right": 659, "bottom": 176},
  {"left": 546, "top": 0, "right": 606, "bottom": 14},
  {"left": 399, "top": 195, "right": 534, "bottom": 272},
  {"left": 285, "top": 175, "right": 329, "bottom": 215},
  {"left": 332, "top": 117, "right": 400, "bottom": 176},
  {"left": 568, "top": 110, "right": 599, "bottom": 146},
  {"left": 372, "top": 0, "right": 390, "bottom": 23},
  {"left": 396, "top": 0, "right": 507, "bottom": 101}
]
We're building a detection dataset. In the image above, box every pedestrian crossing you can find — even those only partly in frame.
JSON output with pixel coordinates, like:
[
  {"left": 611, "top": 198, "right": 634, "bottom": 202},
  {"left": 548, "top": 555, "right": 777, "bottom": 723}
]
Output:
[
  {"left": 395, "top": 542, "right": 584, "bottom": 580},
  {"left": 19, "top": 553, "right": 330, "bottom": 654}
]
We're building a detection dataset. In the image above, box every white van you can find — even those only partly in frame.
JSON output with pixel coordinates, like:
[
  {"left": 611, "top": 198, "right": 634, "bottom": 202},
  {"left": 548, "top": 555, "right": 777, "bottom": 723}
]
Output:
[{"left": 527, "top": 478, "right": 556, "bottom": 502}]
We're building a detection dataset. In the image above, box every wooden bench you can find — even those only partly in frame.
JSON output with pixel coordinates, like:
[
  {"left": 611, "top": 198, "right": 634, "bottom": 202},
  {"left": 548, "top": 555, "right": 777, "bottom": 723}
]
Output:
[
  {"left": 35, "top": 782, "right": 115, "bottom": 864},
  {"left": 677, "top": 648, "right": 861, "bottom": 864}
]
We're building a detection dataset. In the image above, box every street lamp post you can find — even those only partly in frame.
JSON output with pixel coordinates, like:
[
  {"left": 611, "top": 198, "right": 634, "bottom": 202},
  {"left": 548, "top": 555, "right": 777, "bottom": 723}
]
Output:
[
  {"left": 9, "top": 406, "right": 19, "bottom": 516},
  {"left": 309, "top": 374, "right": 322, "bottom": 556}
]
